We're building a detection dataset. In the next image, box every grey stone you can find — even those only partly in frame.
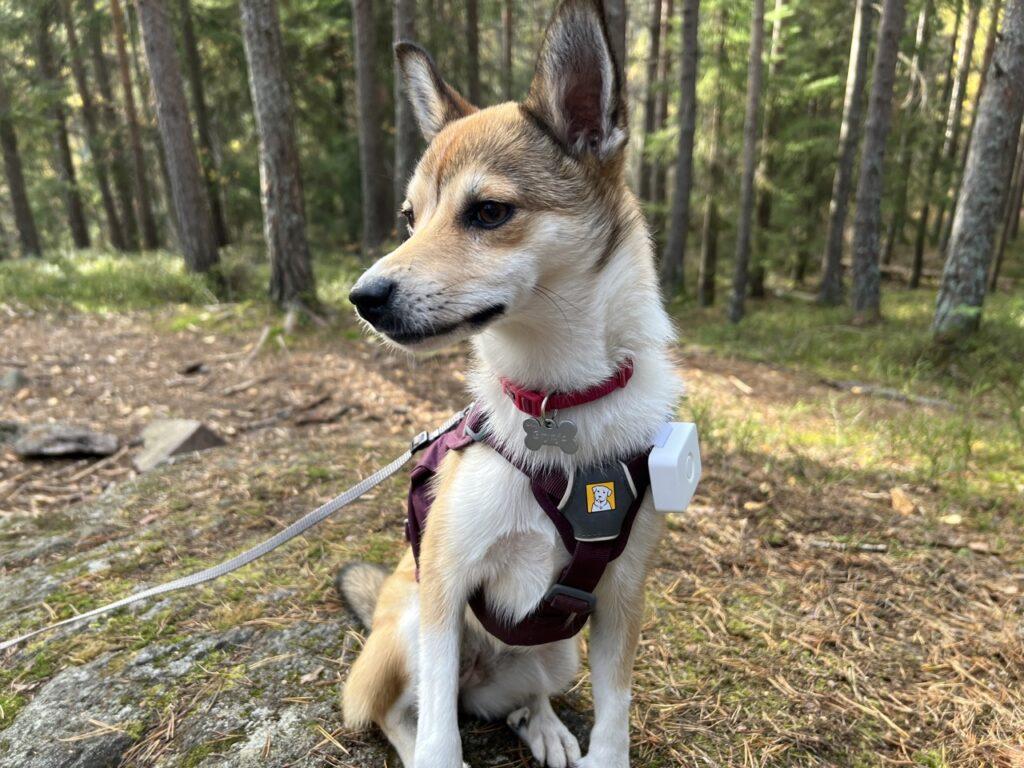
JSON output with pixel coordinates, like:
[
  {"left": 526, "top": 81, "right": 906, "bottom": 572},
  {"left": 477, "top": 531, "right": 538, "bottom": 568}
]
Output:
[
  {"left": 13, "top": 424, "right": 119, "bottom": 459},
  {"left": 0, "top": 369, "right": 27, "bottom": 391},
  {"left": 0, "top": 421, "right": 19, "bottom": 444},
  {"left": 133, "top": 419, "right": 226, "bottom": 472}
]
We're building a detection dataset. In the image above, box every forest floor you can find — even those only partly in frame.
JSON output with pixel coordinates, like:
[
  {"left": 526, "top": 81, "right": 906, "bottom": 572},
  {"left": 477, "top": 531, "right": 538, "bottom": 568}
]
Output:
[{"left": 1, "top": 252, "right": 1023, "bottom": 767}]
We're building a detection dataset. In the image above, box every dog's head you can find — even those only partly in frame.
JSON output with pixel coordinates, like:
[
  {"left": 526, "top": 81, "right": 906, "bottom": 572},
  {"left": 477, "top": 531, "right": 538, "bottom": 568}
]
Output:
[{"left": 349, "top": 0, "right": 633, "bottom": 352}]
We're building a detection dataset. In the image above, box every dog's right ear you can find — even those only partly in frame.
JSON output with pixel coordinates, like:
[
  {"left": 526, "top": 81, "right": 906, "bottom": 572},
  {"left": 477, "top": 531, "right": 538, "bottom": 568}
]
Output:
[{"left": 395, "top": 42, "right": 477, "bottom": 141}]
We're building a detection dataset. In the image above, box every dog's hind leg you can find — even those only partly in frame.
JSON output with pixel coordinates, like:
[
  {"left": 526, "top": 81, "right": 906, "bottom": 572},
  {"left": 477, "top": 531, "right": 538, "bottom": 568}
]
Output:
[
  {"left": 460, "top": 637, "right": 581, "bottom": 768},
  {"left": 506, "top": 695, "right": 582, "bottom": 768}
]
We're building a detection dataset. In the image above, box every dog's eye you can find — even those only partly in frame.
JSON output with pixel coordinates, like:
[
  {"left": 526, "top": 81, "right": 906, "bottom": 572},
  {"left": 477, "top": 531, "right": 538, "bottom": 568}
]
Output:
[
  {"left": 401, "top": 207, "right": 415, "bottom": 231},
  {"left": 467, "top": 201, "right": 514, "bottom": 230}
]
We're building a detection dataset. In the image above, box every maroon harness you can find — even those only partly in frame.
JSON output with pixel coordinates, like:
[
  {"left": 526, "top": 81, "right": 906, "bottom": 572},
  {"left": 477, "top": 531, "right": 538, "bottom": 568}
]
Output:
[{"left": 407, "top": 406, "right": 652, "bottom": 647}]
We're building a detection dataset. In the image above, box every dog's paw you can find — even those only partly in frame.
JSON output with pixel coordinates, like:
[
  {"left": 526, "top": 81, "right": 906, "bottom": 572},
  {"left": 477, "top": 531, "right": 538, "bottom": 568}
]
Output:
[
  {"left": 572, "top": 754, "right": 628, "bottom": 768},
  {"left": 507, "top": 705, "right": 581, "bottom": 768}
]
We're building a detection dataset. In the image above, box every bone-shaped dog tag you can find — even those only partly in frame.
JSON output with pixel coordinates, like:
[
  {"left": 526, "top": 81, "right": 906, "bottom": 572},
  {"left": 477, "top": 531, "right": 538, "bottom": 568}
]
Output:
[{"left": 522, "top": 417, "right": 579, "bottom": 454}]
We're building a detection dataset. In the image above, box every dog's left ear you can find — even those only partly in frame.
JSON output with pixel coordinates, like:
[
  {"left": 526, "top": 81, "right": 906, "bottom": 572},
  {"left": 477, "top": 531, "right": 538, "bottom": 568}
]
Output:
[
  {"left": 396, "top": 42, "right": 477, "bottom": 141},
  {"left": 525, "top": 0, "right": 627, "bottom": 161}
]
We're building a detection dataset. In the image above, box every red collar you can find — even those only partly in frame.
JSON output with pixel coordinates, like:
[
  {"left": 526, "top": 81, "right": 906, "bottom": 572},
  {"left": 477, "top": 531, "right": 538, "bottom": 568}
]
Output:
[{"left": 500, "top": 359, "right": 634, "bottom": 418}]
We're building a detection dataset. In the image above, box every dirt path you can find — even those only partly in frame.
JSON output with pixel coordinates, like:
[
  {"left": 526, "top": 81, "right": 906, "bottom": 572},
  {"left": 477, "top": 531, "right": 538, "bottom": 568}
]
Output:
[{"left": 1, "top": 309, "right": 1022, "bottom": 767}]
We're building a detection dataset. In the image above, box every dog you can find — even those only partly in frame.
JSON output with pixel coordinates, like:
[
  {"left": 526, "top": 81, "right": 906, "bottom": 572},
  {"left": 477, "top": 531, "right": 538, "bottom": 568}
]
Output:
[
  {"left": 337, "top": 2, "right": 680, "bottom": 766},
  {"left": 589, "top": 484, "right": 613, "bottom": 512}
]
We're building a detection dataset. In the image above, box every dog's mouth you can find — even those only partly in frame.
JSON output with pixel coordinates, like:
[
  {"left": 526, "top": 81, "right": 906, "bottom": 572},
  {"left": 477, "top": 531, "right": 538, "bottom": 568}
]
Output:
[{"left": 379, "top": 303, "right": 507, "bottom": 346}]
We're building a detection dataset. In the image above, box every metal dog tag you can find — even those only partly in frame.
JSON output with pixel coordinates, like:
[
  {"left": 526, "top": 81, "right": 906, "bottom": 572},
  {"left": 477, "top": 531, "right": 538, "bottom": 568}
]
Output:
[{"left": 522, "top": 417, "right": 579, "bottom": 454}]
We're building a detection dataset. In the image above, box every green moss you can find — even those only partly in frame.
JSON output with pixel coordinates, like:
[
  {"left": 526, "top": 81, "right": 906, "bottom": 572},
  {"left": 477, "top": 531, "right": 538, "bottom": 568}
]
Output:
[{"left": 181, "top": 732, "right": 246, "bottom": 768}]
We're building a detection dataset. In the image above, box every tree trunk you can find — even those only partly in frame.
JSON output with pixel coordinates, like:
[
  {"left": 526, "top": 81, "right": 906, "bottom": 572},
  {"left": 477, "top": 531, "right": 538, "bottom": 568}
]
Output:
[
  {"left": 112, "top": 0, "right": 160, "bottom": 249},
  {"left": 502, "top": 0, "right": 513, "bottom": 100},
  {"left": 751, "top": 0, "right": 786, "bottom": 299},
  {"left": 728, "top": 0, "right": 766, "bottom": 324},
  {"left": 850, "top": 0, "right": 906, "bottom": 323},
  {"left": 912, "top": 0, "right": 964, "bottom": 288},
  {"left": 37, "top": 2, "right": 91, "bottom": 249},
  {"left": 82, "top": 0, "right": 138, "bottom": 250},
  {"left": 602, "top": 0, "right": 628, "bottom": 73},
  {"left": 61, "top": 0, "right": 126, "bottom": 251},
  {"left": 931, "top": 0, "right": 981, "bottom": 245},
  {"left": 466, "top": 0, "right": 481, "bottom": 105},
  {"left": 180, "top": 0, "right": 229, "bottom": 247},
  {"left": 934, "top": 0, "right": 1024, "bottom": 341},
  {"left": 990, "top": 125, "right": 1024, "bottom": 290},
  {"left": 136, "top": 0, "right": 219, "bottom": 273},
  {"left": 240, "top": 0, "right": 317, "bottom": 306},
  {"left": 698, "top": 7, "right": 726, "bottom": 307},
  {"left": 818, "top": 0, "right": 873, "bottom": 305},
  {"left": 882, "top": 0, "right": 932, "bottom": 266},
  {"left": 351, "top": 0, "right": 392, "bottom": 257},
  {"left": 651, "top": 0, "right": 674, "bottom": 209},
  {"left": 394, "top": 0, "right": 419, "bottom": 218},
  {"left": 662, "top": 0, "right": 700, "bottom": 294},
  {"left": 0, "top": 69, "right": 43, "bottom": 257},
  {"left": 639, "top": 0, "right": 664, "bottom": 202},
  {"left": 941, "top": 0, "right": 1003, "bottom": 252}
]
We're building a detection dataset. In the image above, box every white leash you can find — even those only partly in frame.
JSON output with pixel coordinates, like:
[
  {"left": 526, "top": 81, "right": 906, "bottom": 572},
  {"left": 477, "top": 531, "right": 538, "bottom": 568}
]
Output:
[{"left": 0, "top": 407, "right": 470, "bottom": 654}]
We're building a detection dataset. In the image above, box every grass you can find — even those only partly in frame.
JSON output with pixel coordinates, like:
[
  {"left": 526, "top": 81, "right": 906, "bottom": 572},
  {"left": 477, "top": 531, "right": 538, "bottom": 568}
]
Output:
[{"left": 0, "top": 245, "right": 363, "bottom": 314}]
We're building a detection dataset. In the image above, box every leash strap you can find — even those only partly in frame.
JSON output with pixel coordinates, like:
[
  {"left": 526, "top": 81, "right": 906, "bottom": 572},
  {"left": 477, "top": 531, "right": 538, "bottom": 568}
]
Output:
[{"left": 0, "top": 407, "right": 471, "bottom": 654}]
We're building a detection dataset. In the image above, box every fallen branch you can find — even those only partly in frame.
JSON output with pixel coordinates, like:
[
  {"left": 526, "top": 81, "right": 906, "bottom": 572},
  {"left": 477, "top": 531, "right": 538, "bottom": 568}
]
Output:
[{"left": 821, "top": 378, "right": 953, "bottom": 410}]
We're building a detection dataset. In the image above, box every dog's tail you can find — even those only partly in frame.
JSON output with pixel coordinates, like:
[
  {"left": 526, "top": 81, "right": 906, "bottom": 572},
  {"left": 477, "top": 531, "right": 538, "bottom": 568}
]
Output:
[{"left": 335, "top": 562, "right": 388, "bottom": 629}]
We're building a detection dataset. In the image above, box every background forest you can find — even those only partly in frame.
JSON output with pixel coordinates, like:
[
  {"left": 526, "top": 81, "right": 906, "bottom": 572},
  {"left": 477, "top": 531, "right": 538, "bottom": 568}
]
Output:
[{"left": 2, "top": 0, "right": 1024, "bottom": 767}]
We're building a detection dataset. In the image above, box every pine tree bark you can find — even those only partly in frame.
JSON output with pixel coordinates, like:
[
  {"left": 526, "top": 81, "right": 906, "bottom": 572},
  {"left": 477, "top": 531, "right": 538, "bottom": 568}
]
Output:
[
  {"left": 882, "top": 0, "right": 932, "bottom": 266},
  {"left": 751, "top": 0, "right": 786, "bottom": 299},
  {"left": 502, "top": 0, "right": 513, "bottom": 100},
  {"left": 639, "top": 0, "right": 664, "bottom": 202},
  {"left": 112, "top": 0, "right": 159, "bottom": 249},
  {"left": 698, "top": 7, "right": 726, "bottom": 307},
  {"left": 61, "top": 0, "right": 126, "bottom": 251},
  {"left": 662, "top": 0, "right": 700, "bottom": 294},
  {"left": 935, "top": 0, "right": 1024, "bottom": 341},
  {"left": 989, "top": 125, "right": 1024, "bottom": 290},
  {"left": 82, "top": 0, "right": 138, "bottom": 249},
  {"left": 466, "top": 0, "right": 481, "bottom": 105},
  {"left": 136, "top": 0, "right": 219, "bottom": 273},
  {"left": 394, "top": 0, "right": 419, "bottom": 218},
  {"left": 818, "top": 0, "right": 873, "bottom": 305},
  {"left": 728, "top": 0, "right": 766, "bottom": 324},
  {"left": 651, "top": 0, "right": 674, "bottom": 209},
  {"left": 240, "top": 0, "right": 316, "bottom": 305},
  {"left": 37, "top": 2, "right": 91, "bottom": 249},
  {"left": 850, "top": 0, "right": 906, "bottom": 323},
  {"left": 180, "top": 0, "right": 229, "bottom": 247},
  {"left": 603, "top": 0, "right": 628, "bottom": 72},
  {"left": 941, "top": 0, "right": 1003, "bottom": 251},
  {"left": 352, "top": 0, "right": 392, "bottom": 257},
  {"left": 0, "top": 68, "right": 43, "bottom": 257},
  {"left": 912, "top": 0, "right": 963, "bottom": 288},
  {"left": 932, "top": 0, "right": 981, "bottom": 246}
]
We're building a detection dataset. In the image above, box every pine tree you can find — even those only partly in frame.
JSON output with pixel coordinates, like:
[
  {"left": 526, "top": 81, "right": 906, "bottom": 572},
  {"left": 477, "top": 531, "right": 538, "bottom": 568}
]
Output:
[{"left": 0, "top": 64, "right": 42, "bottom": 257}]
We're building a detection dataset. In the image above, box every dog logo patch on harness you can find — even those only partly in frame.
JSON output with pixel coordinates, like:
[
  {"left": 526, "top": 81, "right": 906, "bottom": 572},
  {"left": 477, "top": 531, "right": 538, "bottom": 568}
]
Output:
[{"left": 586, "top": 482, "right": 615, "bottom": 513}]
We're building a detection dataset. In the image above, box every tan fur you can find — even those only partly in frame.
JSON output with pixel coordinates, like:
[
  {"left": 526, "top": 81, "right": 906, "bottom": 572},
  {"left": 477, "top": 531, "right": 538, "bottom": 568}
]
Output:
[{"left": 342, "top": 550, "right": 416, "bottom": 728}]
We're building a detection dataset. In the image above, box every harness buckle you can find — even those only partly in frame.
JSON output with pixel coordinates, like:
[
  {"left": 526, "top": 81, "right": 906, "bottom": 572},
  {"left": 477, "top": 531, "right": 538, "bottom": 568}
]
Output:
[
  {"left": 410, "top": 430, "right": 431, "bottom": 453},
  {"left": 543, "top": 584, "right": 596, "bottom": 615}
]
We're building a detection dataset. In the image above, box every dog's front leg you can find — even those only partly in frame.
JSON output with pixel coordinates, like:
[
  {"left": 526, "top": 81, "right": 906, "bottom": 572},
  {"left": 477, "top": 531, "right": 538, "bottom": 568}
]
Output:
[
  {"left": 576, "top": 581, "right": 645, "bottom": 768},
  {"left": 414, "top": 560, "right": 468, "bottom": 768}
]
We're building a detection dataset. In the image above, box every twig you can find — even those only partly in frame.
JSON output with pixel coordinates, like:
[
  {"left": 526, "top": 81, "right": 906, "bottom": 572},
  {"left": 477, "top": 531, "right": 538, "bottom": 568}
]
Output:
[
  {"left": 242, "top": 325, "right": 272, "bottom": 369},
  {"left": 821, "top": 378, "right": 953, "bottom": 410}
]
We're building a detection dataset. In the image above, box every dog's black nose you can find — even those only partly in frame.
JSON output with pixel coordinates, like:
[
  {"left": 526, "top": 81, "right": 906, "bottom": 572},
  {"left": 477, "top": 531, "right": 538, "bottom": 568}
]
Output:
[{"left": 349, "top": 278, "right": 396, "bottom": 323}]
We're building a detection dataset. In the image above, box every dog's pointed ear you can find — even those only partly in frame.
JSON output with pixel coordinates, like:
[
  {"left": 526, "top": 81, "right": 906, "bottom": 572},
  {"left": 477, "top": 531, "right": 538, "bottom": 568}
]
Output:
[
  {"left": 395, "top": 42, "right": 477, "bottom": 141},
  {"left": 524, "top": 0, "right": 627, "bottom": 161}
]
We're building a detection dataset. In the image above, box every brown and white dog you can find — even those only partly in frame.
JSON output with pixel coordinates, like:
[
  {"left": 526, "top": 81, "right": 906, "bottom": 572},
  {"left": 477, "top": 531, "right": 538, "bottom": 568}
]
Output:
[{"left": 338, "top": 2, "right": 680, "bottom": 766}]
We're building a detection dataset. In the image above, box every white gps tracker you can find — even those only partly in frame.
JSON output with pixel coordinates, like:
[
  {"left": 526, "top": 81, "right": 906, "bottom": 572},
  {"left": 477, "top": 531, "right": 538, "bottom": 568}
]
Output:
[{"left": 648, "top": 422, "right": 701, "bottom": 513}]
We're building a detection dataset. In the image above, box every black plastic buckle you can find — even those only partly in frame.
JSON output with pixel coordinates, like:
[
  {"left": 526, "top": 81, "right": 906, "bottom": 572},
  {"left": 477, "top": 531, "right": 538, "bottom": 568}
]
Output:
[{"left": 543, "top": 584, "right": 597, "bottom": 615}]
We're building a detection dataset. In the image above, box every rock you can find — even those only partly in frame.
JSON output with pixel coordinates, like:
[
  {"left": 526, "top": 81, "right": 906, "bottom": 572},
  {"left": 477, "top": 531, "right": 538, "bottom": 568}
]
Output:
[
  {"left": 13, "top": 424, "right": 119, "bottom": 459},
  {"left": 133, "top": 419, "right": 226, "bottom": 472},
  {"left": 0, "top": 369, "right": 27, "bottom": 391},
  {"left": 0, "top": 420, "right": 20, "bottom": 444}
]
